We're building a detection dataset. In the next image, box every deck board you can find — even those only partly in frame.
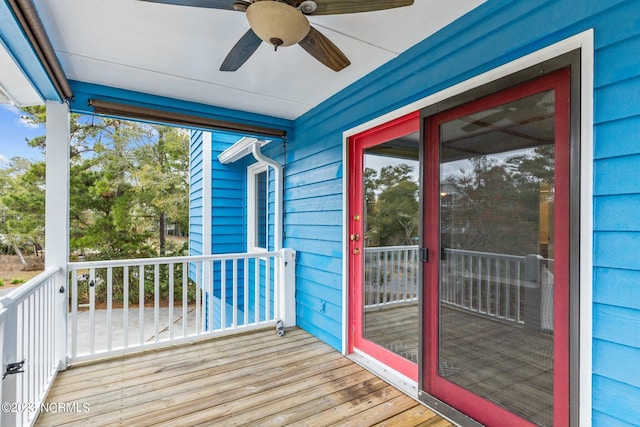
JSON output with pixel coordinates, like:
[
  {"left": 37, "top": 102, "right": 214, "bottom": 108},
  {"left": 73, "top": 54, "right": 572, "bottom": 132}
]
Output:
[
  {"left": 364, "top": 304, "right": 554, "bottom": 426},
  {"left": 36, "top": 328, "right": 450, "bottom": 427}
]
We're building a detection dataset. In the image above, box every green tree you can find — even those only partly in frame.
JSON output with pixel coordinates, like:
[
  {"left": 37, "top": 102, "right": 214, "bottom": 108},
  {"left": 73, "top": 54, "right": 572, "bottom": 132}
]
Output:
[
  {"left": 13, "top": 107, "right": 190, "bottom": 261},
  {"left": 130, "top": 126, "right": 189, "bottom": 255},
  {"left": 365, "top": 163, "right": 419, "bottom": 247},
  {"left": 443, "top": 147, "right": 554, "bottom": 256},
  {"left": 0, "top": 158, "right": 45, "bottom": 264}
]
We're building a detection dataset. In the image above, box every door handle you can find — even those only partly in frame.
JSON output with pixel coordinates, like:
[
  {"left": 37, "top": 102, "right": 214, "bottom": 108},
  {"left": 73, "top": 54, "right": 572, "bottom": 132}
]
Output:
[{"left": 350, "top": 233, "right": 360, "bottom": 241}]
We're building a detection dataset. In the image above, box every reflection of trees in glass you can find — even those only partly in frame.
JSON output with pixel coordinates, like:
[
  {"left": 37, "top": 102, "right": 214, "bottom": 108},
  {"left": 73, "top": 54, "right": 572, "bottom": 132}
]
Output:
[
  {"left": 442, "top": 145, "right": 554, "bottom": 256},
  {"left": 364, "top": 163, "right": 418, "bottom": 247}
]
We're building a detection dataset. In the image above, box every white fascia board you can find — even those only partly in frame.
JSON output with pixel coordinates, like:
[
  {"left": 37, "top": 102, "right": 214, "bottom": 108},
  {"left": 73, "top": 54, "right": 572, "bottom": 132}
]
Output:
[{"left": 217, "top": 136, "right": 271, "bottom": 164}]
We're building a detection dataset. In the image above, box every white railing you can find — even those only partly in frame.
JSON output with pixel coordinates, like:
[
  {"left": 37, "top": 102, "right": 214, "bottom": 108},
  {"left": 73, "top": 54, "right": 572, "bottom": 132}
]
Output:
[
  {"left": 364, "top": 245, "right": 553, "bottom": 328},
  {"left": 364, "top": 245, "right": 419, "bottom": 309},
  {"left": 441, "top": 249, "right": 553, "bottom": 328},
  {"left": 0, "top": 267, "right": 65, "bottom": 427},
  {"left": 67, "top": 249, "right": 296, "bottom": 363}
]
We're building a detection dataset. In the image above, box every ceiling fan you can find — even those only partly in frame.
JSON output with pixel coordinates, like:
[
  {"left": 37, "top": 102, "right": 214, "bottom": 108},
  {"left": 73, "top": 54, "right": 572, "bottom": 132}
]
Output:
[{"left": 141, "top": 0, "right": 414, "bottom": 72}]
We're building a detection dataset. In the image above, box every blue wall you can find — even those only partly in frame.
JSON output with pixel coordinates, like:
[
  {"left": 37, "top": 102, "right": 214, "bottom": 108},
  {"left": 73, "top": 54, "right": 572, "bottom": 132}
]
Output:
[
  {"left": 282, "top": 0, "right": 640, "bottom": 424},
  {"left": 210, "top": 132, "right": 247, "bottom": 254},
  {"left": 189, "top": 130, "right": 205, "bottom": 256}
]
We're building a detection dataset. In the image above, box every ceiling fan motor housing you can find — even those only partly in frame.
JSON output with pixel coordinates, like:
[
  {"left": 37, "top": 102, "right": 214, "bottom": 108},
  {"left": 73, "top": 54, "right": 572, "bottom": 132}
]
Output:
[{"left": 246, "top": 1, "right": 310, "bottom": 47}]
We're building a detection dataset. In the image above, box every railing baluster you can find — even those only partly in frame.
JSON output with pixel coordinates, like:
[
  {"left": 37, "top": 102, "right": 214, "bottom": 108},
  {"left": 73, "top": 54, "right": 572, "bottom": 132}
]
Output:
[
  {"left": 29, "top": 293, "right": 36, "bottom": 407},
  {"left": 71, "top": 269, "right": 78, "bottom": 358},
  {"left": 139, "top": 265, "right": 144, "bottom": 346},
  {"left": 168, "top": 263, "right": 174, "bottom": 340},
  {"left": 107, "top": 267, "right": 113, "bottom": 351},
  {"left": 254, "top": 257, "right": 260, "bottom": 323},
  {"left": 266, "top": 255, "right": 271, "bottom": 321},
  {"left": 232, "top": 258, "right": 238, "bottom": 328},
  {"left": 182, "top": 262, "right": 188, "bottom": 337},
  {"left": 195, "top": 261, "right": 201, "bottom": 335},
  {"left": 221, "top": 260, "right": 226, "bottom": 330},
  {"left": 504, "top": 261, "right": 511, "bottom": 320},
  {"left": 154, "top": 264, "right": 160, "bottom": 343},
  {"left": 244, "top": 258, "right": 249, "bottom": 326},
  {"left": 123, "top": 266, "right": 129, "bottom": 349},
  {"left": 89, "top": 268, "right": 96, "bottom": 354},
  {"left": 208, "top": 260, "right": 215, "bottom": 332},
  {"left": 376, "top": 251, "right": 381, "bottom": 306},
  {"left": 469, "top": 253, "right": 474, "bottom": 311},
  {"left": 516, "top": 260, "right": 522, "bottom": 323}
]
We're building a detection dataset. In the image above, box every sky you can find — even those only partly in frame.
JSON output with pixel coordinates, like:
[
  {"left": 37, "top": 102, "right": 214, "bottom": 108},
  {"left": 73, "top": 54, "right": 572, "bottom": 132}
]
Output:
[{"left": 0, "top": 103, "right": 45, "bottom": 167}]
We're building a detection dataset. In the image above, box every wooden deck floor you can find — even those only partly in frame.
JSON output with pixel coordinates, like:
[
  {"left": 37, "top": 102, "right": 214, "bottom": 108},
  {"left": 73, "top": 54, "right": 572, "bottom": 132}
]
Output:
[
  {"left": 365, "top": 304, "right": 553, "bottom": 426},
  {"left": 36, "top": 327, "right": 451, "bottom": 427}
]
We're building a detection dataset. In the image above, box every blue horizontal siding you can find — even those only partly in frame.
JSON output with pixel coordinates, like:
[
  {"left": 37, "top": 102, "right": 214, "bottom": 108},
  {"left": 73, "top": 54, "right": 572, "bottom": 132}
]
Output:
[
  {"left": 593, "top": 375, "right": 640, "bottom": 426},
  {"left": 284, "top": 180, "right": 342, "bottom": 201},
  {"left": 189, "top": 130, "right": 204, "bottom": 258},
  {"left": 284, "top": 237, "right": 341, "bottom": 259},
  {"left": 285, "top": 211, "right": 342, "bottom": 227},
  {"left": 593, "top": 304, "right": 640, "bottom": 349},
  {"left": 595, "top": 35, "right": 640, "bottom": 89},
  {"left": 210, "top": 132, "right": 246, "bottom": 254},
  {"left": 593, "top": 268, "right": 640, "bottom": 312},
  {"left": 595, "top": 155, "right": 640, "bottom": 196},
  {"left": 296, "top": 252, "right": 342, "bottom": 275},
  {"left": 296, "top": 301, "right": 341, "bottom": 350},
  {"left": 595, "top": 76, "right": 640, "bottom": 125},
  {"left": 594, "top": 116, "right": 640, "bottom": 160},
  {"left": 594, "top": 232, "right": 640, "bottom": 270},
  {"left": 594, "top": 195, "right": 640, "bottom": 231},
  {"left": 286, "top": 195, "right": 342, "bottom": 214},
  {"left": 286, "top": 163, "right": 342, "bottom": 189},
  {"left": 593, "top": 410, "right": 638, "bottom": 427},
  {"left": 593, "top": 339, "right": 640, "bottom": 388}
]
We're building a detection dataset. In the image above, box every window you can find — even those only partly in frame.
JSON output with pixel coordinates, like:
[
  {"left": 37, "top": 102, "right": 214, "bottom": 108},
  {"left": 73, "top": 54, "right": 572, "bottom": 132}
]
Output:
[{"left": 248, "top": 163, "right": 269, "bottom": 251}]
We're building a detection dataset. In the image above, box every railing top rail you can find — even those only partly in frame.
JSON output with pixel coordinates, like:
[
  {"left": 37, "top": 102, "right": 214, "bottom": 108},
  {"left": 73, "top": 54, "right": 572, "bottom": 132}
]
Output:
[
  {"left": 0, "top": 266, "right": 63, "bottom": 308},
  {"left": 443, "top": 248, "right": 554, "bottom": 263},
  {"left": 68, "top": 250, "right": 283, "bottom": 270},
  {"left": 365, "top": 245, "right": 419, "bottom": 252}
]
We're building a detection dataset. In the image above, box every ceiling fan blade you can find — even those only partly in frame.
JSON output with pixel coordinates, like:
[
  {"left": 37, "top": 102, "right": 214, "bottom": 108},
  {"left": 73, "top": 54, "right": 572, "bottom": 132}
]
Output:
[
  {"left": 220, "top": 29, "right": 262, "bottom": 71},
  {"left": 304, "top": 0, "right": 414, "bottom": 15},
  {"left": 138, "top": 0, "right": 243, "bottom": 11},
  {"left": 298, "top": 26, "right": 350, "bottom": 71}
]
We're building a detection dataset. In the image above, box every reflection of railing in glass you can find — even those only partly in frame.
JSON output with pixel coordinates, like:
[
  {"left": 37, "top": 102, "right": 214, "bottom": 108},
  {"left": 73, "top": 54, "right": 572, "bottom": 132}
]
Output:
[
  {"left": 363, "top": 245, "right": 419, "bottom": 309},
  {"left": 364, "top": 246, "right": 554, "bottom": 330}
]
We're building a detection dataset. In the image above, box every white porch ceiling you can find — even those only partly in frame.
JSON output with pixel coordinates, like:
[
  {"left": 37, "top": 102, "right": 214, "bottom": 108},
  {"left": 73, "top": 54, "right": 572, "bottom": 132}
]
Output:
[
  {"left": 0, "top": 42, "right": 42, "bottom": 106},
  {"left": 33, "top": 0, "right": 485, "bottom": 120}
]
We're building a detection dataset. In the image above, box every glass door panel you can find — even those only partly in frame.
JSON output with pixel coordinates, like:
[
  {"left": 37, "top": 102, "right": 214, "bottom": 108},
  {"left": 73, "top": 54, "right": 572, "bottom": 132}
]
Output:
[
  {"left": 423, "top": 69, "right": 570, "bottom": 427},
  {"left": 439, "top": 90, "right": 555, "bottom": 426},
  {"left": 363, "top": 136, "right": 420, "bottom": 362}
]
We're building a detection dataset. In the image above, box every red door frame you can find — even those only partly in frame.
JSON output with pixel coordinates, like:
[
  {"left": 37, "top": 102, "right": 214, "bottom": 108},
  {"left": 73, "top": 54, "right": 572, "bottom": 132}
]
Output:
[
  {"left": 423, "top": 69, "right": 571, "bottom": 426},
  {"left": 348, "top": 111, "right": 419, "bottom": 381}
]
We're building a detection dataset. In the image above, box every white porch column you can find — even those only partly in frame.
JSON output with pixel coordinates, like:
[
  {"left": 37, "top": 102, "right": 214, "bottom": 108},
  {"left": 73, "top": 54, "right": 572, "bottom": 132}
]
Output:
[{"left": 45, "top": 100, "right": 70, "bottom": 370}]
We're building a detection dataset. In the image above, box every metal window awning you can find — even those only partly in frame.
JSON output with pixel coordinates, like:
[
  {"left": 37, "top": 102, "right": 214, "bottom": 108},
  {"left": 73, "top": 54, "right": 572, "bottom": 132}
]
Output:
[{"left": 88, "top": 99, "right": 286, "bottom": 139}]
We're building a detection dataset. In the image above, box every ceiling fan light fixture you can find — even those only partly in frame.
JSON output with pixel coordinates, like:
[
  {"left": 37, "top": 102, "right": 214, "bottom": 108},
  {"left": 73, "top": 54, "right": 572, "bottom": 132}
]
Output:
[{"left": 246, "top": 1, "right": 310, "bottom": 47}]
